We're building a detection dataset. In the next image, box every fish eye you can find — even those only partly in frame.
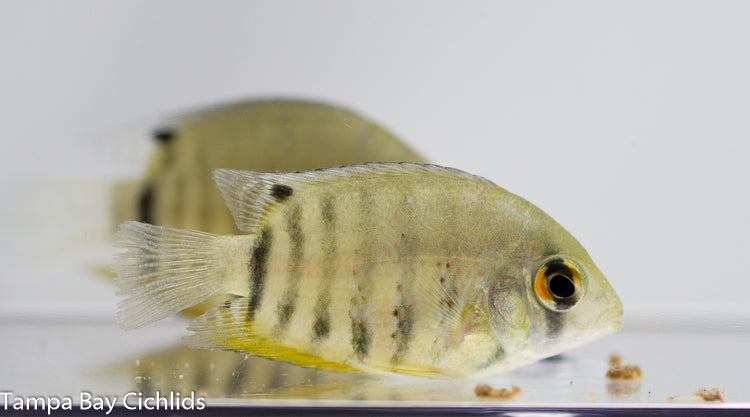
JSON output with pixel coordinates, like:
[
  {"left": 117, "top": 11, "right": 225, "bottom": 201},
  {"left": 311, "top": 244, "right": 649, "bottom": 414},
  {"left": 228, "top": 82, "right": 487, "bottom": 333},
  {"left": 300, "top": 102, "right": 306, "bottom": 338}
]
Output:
[
  {"left": 534, "top": 258, "right": 585, "bottom": 312},
  {"left": 548, "top": 274, "right": 575, "bottom": 299}
]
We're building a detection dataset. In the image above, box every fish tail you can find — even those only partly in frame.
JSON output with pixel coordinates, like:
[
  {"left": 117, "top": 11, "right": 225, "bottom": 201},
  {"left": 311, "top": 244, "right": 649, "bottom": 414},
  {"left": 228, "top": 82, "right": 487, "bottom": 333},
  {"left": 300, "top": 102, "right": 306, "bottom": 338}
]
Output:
[{"left": 113, "top": 221, "right": 246, "bottom": 330}]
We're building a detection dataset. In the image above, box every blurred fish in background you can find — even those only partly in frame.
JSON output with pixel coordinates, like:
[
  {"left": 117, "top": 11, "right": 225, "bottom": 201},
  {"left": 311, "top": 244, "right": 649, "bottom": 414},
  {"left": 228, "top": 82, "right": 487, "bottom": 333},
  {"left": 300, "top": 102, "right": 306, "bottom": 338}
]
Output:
[{"left": 112, "top": 98, "right": 427, "bottom": 235}]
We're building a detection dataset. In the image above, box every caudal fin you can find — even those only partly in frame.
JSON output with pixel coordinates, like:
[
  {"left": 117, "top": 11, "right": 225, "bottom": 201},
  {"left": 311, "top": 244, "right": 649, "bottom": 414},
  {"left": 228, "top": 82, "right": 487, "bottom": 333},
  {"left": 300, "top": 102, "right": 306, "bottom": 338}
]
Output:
[{"left": 113, "top": 221, "right": 231, "bottom": 330}]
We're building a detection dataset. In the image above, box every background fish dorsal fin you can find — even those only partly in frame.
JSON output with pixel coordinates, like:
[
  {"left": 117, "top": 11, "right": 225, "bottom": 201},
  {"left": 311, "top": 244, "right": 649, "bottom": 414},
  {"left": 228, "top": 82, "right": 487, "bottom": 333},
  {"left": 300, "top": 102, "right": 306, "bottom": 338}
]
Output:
[{"left": 214, "top": 163, "right": 494, "bottom": 233}]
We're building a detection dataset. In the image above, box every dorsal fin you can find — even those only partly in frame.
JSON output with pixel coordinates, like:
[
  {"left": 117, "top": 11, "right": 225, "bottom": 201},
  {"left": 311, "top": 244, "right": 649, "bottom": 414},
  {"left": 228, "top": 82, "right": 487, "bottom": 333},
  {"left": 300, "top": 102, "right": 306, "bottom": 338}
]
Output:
[
  {"left": 214, "top": 163, "right": 493, "bottom": 233},
  {"left": 213, "top": 169, "right": 300, "bottom": 233}
]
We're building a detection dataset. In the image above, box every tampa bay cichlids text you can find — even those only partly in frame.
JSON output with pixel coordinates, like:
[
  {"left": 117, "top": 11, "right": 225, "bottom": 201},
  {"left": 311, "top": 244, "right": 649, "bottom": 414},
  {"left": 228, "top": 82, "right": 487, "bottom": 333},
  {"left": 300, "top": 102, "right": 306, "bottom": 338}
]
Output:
[{"left": 0, "top": 391, "right": 205, "bottom": 414}]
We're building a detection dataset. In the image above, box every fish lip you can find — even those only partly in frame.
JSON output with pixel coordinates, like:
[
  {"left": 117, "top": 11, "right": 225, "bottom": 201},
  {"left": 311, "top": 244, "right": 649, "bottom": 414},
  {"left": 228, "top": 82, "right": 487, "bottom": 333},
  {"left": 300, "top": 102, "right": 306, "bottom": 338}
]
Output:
[
  {"left": 596, "top": 312, "right": 623, "bottom": 334},
  {"left": 603, "top": 297, "right": 624, "bottom": 332},
  {"left": 609, "top": 317, "right": 624, "bottom": 332}
]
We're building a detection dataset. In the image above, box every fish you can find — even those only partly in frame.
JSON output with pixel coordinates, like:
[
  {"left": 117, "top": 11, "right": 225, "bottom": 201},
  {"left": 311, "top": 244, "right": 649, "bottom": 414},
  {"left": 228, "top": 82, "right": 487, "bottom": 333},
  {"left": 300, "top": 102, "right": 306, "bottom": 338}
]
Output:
[
  {"left": 113, "top": 162, "right": 623, "bottom": 379},
  {"left": 113, "top": 98, "right": 426, "bottom": 236},
  {"left": 33, "top": 99, "right": 422, "bottom": 276},
  {"left": 109, "top": 98, "right": 426, "bottom": 316}
]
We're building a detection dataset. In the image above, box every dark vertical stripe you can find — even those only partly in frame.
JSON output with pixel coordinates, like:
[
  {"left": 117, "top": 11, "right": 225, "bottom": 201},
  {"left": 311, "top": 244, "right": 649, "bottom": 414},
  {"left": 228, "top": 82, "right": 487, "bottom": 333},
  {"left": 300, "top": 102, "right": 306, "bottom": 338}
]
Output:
[
  {"left": 276, "top": 204, "right": 303, "bottom": 329},
  {"left": 193, "top": 360, "right": 209, "bottom": 391},
  {"left": 137, "top": 371, "right": 154, "bottom": 396},
  {"left": 391, "top": 190, "right": 416, "bottom": 364},
  {"left": 390, "top": 304, "right": 414, "bottom": 363},
  {"left": 174, "top": 175, "right": 186, "bottom": 229},
  {"left": 351, "top": 318, "right": 371, "bottom": 360},
  {"left": 225, "top": 357, "right": 248, "bottom": 395},
  {"left": 138, "top": 184, "right": 154, "bottom": 224},
  {"left": 247, "top": 226, "right": 272, "bottom": 321},
  {"left": 152, "top": 127, "right": 176, "bottom": 144},
  {"left": 538, "top": 263, "right": 571, "bottom": 336},
  {"left": 348, "top": 189, "right": 373, "bottom": 360},
  {"left": 287, "top": 204, "right": 303, "bottom": 264},
  {"left": 312, "top": 195, "right": 336, "bottom": 340},
  {"left": 321, "top": 195, "right": 335, "bottom": 225},
  {"left": 320, "top": 195, "right": 336, "bottom": 257},
  {"left": 544, "top": 310, "right": 564, "bottom": 338},
  {"left": 276, "top": 298, "right": 295, "bottom": 329},
  {"left": 312, "top": 298, "right": 330, "bottom": 339},
  {"left": 267, "top": 366, "right": 285, "bottom": 390}
]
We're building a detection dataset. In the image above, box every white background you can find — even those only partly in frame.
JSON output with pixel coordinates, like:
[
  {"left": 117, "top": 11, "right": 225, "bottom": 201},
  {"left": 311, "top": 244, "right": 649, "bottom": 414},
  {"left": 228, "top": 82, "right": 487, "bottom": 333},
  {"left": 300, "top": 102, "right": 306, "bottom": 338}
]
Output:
[{"left": 1, "top": 1, "right": 748, "bottom": 324}]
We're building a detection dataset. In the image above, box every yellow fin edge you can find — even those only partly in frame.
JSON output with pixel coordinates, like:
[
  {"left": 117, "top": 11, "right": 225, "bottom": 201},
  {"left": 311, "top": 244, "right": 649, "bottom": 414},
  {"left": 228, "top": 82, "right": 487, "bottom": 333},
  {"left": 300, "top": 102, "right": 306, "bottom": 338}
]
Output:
[{"left": 219, "top": 330, "right": 362, "bottom": 374}]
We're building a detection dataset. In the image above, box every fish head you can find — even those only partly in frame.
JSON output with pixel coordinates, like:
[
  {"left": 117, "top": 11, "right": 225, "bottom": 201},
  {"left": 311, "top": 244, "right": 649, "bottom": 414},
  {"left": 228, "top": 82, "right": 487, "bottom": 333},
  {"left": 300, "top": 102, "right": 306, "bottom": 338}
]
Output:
[{"left": 487, "top": 222, "right": 622, "bottom": 365}]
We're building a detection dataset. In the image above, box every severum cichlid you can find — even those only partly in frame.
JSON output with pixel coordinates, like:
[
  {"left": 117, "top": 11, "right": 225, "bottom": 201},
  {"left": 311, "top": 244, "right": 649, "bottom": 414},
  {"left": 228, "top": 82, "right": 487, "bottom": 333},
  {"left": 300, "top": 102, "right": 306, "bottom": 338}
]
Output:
[
  {"left": 109, "top": 98, "right": 426, "bottom": 317},
  {"left": 114, "top": 163, "right": 622, "bottom": 379},
  {"left": 114, "top": 99, "right": 426, "bottom": 236}
]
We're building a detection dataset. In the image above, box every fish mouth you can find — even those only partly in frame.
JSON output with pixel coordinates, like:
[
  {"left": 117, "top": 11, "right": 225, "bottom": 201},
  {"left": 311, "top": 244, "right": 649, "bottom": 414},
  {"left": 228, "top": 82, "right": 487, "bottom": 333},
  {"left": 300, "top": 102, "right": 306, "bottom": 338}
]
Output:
[
  {"left": 596, "top": 312, "right": 623, "bottom": 334},
  {"left": 602, "top": 296, "right": 624, "bottom": 333},
  {"left": 609, "top": 317, "right": 624, "bottom": 332}
]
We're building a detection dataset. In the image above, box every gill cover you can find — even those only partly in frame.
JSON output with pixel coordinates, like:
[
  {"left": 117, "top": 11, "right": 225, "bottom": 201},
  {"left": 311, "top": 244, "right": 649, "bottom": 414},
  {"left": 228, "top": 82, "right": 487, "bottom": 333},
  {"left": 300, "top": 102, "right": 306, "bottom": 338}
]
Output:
[{"left": 488, "top": 275, "right": 530, "bottom": 353}]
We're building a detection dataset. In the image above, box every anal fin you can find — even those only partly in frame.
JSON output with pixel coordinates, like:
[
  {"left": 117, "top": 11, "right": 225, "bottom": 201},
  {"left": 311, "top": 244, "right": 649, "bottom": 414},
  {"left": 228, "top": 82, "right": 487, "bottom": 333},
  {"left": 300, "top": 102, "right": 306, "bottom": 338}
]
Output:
[{"left": 185, "top": 297, "right": 360, "bottom": 373}]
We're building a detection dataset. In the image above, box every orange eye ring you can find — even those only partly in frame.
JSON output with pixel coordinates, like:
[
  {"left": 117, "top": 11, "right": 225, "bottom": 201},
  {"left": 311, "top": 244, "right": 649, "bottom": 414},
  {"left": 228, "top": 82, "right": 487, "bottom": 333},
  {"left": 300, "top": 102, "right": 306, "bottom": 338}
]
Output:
[
  {"left": 534, "top": 258, "right": 585, "bottom": 312},
  {"left": 535, "top": 266, "right": 554, "bottom": 302}
]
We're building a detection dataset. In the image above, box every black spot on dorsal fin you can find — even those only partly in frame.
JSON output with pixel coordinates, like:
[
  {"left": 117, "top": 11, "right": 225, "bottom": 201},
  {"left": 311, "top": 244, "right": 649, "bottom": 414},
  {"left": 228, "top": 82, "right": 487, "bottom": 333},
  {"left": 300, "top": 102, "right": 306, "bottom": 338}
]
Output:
[
  {"left": 270, "top": 184, "right": 293, "bottom": 202},
  {"left": 152, "top": 127, "right": 177, "bottom": 144}
]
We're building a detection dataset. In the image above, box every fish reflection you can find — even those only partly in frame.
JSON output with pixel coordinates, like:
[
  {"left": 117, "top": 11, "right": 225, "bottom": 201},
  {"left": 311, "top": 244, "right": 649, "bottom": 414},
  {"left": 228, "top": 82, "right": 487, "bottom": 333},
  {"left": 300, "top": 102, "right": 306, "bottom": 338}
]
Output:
[
  {"left": 119, "top": 345, "right": 485, "bottom": 401},
  {"left": 124, "top": 345, "right": 371, "bottom": 398}
]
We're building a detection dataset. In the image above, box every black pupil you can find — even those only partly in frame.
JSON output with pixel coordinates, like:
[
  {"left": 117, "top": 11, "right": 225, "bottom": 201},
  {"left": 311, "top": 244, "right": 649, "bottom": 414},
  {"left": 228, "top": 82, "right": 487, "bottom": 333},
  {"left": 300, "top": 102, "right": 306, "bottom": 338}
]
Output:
[{"left": 549, "top": 274, "right": 576, "bottom": 298}]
